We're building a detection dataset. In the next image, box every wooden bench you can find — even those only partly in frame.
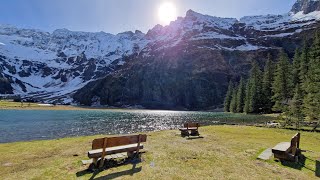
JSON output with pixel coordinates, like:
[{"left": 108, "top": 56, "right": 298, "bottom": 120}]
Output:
[
  {"left": 316, "top": 157, "right": 320, "bottom": 177},
  {"left": 272, "top": 133, "right": 301, "bottom": 162},
  {"left": 88, "top": 134, "right": 147, "bottom": 168},
  {"left": 179, "top": 123, "right": 200, "bottom": 137}
]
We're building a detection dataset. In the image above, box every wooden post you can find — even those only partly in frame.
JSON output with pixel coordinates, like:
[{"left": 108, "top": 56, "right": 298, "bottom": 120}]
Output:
[
  {"left": 316, "top": 158, "right": 320, "bottom": 177},
  {"left": 296, "top": 133, "right": 300, "bottom": 149},
  {"left": 136, "top": 134, "right": 141, "bottom": 155},
  {"left": 99, "top": 138, "right": 108, "bottom": 168}
]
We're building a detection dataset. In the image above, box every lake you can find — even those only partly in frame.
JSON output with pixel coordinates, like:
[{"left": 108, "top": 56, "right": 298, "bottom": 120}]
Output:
[{"left": 0, "top": 109, "right": 272, "bottom": 143}]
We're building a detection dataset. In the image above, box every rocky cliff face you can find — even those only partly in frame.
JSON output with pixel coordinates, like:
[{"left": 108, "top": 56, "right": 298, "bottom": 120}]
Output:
[
  {"left": 291, "top": 0, "right": 320, "bottom": 14},
  {"left": 1, "top": 0, "right": 320, "bottom": 107},
  {"left": 74, "top": 2, "right": 320, "bottom": 109}
]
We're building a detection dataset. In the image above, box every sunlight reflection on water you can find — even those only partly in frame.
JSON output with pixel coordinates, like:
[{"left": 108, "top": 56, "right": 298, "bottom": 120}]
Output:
[{"left": 0, "top": 109, "right": 271, "bottom": 143}]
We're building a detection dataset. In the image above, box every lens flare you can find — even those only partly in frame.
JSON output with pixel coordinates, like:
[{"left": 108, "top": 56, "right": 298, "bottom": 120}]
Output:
[{"left": 158, "top": 2, "right": 177, "bottom": 25}]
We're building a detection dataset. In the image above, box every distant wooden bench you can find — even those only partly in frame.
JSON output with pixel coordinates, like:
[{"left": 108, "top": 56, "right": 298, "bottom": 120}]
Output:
[
  {"left": 88, "top": 134, "right": 147, "bottom": 168},
  {"left": 179, "top": 123, "right": 200, "bottom": 137},
  {"left": 316, "top": 158, "right": 320, "bottom": 177},
  {"left": 272, "top": 133, "right": 301, "bottom": 162}
]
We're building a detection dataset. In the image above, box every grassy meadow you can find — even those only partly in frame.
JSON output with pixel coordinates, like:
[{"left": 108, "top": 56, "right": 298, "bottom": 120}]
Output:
[
  {"left": 0, "top": 126, "right": 319, "bottom": 179},
  {"left": 0, "top": 100, "right": 42, "bottom": 108},
  {"left": 0, "top": 100, "right": 101, "bottom": 110}
]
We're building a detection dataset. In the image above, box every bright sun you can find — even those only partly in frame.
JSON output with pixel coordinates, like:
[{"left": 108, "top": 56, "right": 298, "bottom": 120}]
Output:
[{"left": 158, "top": 2, "right": 177, "bottom": 25}]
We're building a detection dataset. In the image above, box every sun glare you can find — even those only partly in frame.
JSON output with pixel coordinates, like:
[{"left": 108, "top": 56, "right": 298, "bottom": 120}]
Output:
[{"left": 158, "top": 2, "right": 177, "bottom": 25}]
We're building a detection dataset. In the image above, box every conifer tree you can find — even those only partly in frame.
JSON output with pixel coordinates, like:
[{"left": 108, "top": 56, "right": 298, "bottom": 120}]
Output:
[
  {"left": 224, "top": 81, "right": 234, "bottom": 112},
  {"left": 236, "top": 77, "right": 245, "bottom": 113},
  {"left": 262, "top": 55, "right": 274, "bottom": 113},
  {"left": 244, "top": 81, "right": 251, "bottom": 114},
  {"left": 272, "top": 50, "right": 293, "bottom": 112},
  {"left": 248, "top": 60, "right": 263, "bottom": 113},
  {"left": 304, "top": 32, "right": 320, "bottom": 121},
  {"left": 299, "top": 40, "right": 310, "bottom": 85},
  {"left": 291, "top": 84, "right": 304, "bottom": 129},
  {"left": 229, "top": 87, "right": 238, "bottom": 113},
  {"left": 292, "top": 49, "right": 301, "bottom": 86}
]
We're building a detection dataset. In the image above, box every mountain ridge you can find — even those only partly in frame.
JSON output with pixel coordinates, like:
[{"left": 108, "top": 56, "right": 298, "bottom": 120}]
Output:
[
  {"left": 1, "top": 0, "right": 320, "bottom": 107},
  {"left": 291, "top": 0, "right": 320, "bottom": 14}
]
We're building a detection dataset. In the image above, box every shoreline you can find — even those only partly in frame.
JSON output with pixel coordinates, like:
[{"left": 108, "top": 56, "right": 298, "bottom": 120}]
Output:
[
  {"left": 0, "top": 103, "right": 151, "bottom": 111},
  {"left": 0, "top": 105, "right": 225, "bottom": 112},
  {"left": 3, "top": 123, "right": 318, "bottom": 145},
  {"left": 0, "top": 100, "right": 224, "bottom": 111}
]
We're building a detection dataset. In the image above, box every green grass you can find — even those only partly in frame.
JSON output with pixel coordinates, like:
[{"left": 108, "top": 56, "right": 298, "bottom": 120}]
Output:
[
  {"left": 0, "top": 126, "right": 319, "bottom": 179},
  {"left": 0, "top": 100, "right": 41, "bottom": 108}
]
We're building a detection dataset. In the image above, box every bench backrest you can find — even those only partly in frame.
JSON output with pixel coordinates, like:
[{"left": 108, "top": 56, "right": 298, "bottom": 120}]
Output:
[
  {"left": 184, "top": 123, "right": 200, "bottom": 129},
  {"left": 290, "top": 133, "right": 300, "bottom": 155},
  {"left": 92, "top": 134, "right": 147, "bottom": 150}
]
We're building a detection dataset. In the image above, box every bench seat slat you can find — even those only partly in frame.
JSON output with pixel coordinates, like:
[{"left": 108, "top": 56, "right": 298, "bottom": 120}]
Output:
[
  {"left": 179, "top": 128, "right": 198, "bottom": 131},
  {"left": 88, "top": 143, "right": 144, "bottom": 158},
  {"left": 272, "top": 142, "right": 291, "bottom": 152}
]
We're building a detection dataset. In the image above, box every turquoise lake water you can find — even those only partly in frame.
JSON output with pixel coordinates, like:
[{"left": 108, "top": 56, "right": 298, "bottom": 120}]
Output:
[{"left": 0, "top": 109, "right": 272, "bottom": 143}]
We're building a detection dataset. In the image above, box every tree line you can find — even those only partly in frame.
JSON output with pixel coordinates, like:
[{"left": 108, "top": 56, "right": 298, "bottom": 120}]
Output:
[{"left": 224, "top": 31, "right": 320, "bottom": 129}]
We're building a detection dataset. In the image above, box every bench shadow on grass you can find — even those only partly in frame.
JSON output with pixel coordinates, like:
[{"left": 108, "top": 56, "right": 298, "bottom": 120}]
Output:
[
  {"left": 279, "top": 154, "right": 315, "bottom": 172},
  {"left": 186, "top": 136, "right": 204, "bottom": 140},
  {"left": 76, "top": 158, "right": 142, "bottom": 180}
]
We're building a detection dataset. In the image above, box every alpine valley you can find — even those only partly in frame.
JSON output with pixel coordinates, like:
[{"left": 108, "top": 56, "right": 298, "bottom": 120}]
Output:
[{"left": 1, "top": 0, "right": 320, "bottom": 109}]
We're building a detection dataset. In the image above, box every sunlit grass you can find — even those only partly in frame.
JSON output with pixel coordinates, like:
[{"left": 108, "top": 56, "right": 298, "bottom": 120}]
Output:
[
  {"left": 0, "top": 100, "right": 40, "bottom": 108},
  {"left": 0, "top": 100, "right": 94, "bottom": 110},
  {"left": 0, "top": 126, "right": 319, "bottom": 179}
]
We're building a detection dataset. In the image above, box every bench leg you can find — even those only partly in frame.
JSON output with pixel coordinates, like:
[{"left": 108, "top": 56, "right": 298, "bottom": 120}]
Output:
[
  {"left": 92, "top": 158, "right": 98, "bottom": 167},
  {"left": 180, "top": 130, "right": 189, "bottom": 137},
  {"left": 88, "top": 158, "right": 99, "bottom": 171},
  {"left": 190, "top": 130, "right": 199, "bottom": 136},
  {"left": 127, "top": 151, "right": 134, "bottom": 158},
  {"left": 99, "top": 158, "right": 105, "bottom": 168},
  {"left": 316, "top": 158, "right": 320, "bottom": 177}
]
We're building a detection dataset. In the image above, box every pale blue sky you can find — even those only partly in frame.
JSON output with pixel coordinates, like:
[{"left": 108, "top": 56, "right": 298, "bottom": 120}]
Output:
[{"left": 0, "top": 0, "right": 297, "bottom": 34}]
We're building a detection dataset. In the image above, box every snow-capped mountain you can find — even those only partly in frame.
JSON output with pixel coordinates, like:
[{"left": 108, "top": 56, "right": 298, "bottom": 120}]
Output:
[
  {"left": 291, "top": 0, "right": 320, "bottom": 14},
  {"left": 1, "top": 0, "right": 320, "bottom": 105},
  {"left": 0, "top": 25, "right": 149, "bottom": 103}
]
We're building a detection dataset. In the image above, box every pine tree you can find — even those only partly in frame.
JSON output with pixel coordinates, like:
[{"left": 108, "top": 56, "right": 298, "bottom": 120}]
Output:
[
  {"left": 248, "top": 60, "right": 263, "bottom": 113},
  {"left": 292, "top": 49, "right": 301, "bottom": 86},
  {"left": 299, "top": 40, "right": 310, "bottom": 85},
  {"left": 224, "top": 81, "right": 234, "bottom": 112},
  {"left": 291, "top": 84, "right": 304, "bottom": 129},
  {"left": 262, "top": 55, "right": 274, "bottom": 113},
  {"left": 236, "top": 77, "right": 245, "bottom": 113},
  {"left": 229, "top": 87, "right": 238, "bottom": 113},
  {"left": 244, "top": 81, "right": 251, "bottom": 114},
  {"left": 272, "top": 50, "right": 293, "bottom": 112},
  {"left": 304, "top": 31, "right": 320, "bottom": 121}
]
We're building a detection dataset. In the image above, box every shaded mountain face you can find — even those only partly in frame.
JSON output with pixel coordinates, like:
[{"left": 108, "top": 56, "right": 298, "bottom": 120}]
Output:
[
  {"left": 1, "top": 0, "right": 320, "bottom": 107},
  {"left": 74, "top": 1, "right": 320, "bottom": 109},
  {"left": 291, "top": 0, "right": 320, "bottom": 14}
]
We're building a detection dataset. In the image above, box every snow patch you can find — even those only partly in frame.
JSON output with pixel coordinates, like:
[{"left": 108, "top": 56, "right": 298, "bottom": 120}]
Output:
[{"left": 191, "top": 32, "right": 245, "bottom": 40}]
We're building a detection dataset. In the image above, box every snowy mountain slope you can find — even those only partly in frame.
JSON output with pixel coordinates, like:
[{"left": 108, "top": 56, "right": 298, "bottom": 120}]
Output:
[
  {"left": 145, "top": 8, "right": 320, "bottom": 53},
  {"left": 0, "top": 25, "right": 150, "bottom": 103},
  {"left": 1, "top": 0, "right": 320, "bottom": 104}
]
